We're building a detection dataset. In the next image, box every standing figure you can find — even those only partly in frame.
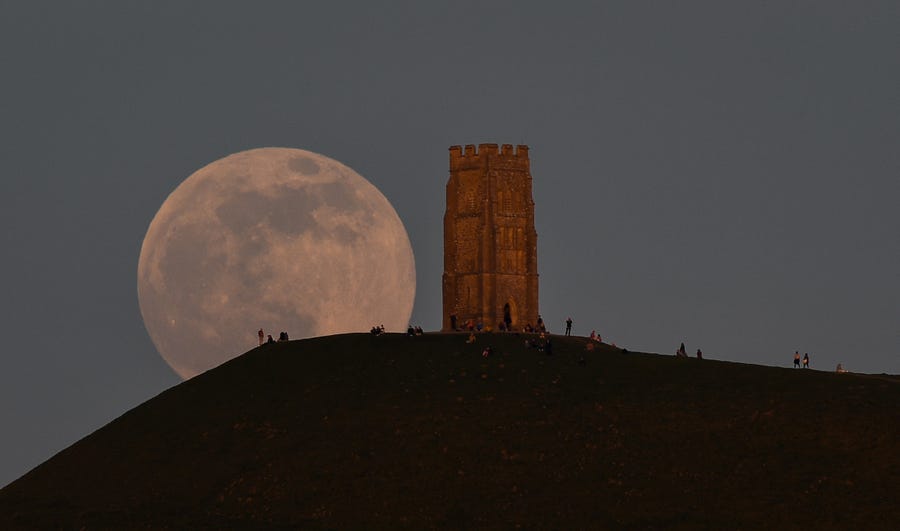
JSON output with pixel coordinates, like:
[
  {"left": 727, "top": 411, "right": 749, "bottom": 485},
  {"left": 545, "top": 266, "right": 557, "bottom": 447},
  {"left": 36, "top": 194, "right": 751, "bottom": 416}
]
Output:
[
  {"left": 258, "top": 328, "right": 265, "bottom": 346},
  {"left": 793, "top": 351, "right": 801, "bottom": 368},
  {"left": 803, "top": 353, "right": 810, "bottom": 368},
  {"left": 565, "top": 317, "right": 573, "bottom": 336},
  {"left": 696, "top": 349, "right": 703, "bottom": 360}
]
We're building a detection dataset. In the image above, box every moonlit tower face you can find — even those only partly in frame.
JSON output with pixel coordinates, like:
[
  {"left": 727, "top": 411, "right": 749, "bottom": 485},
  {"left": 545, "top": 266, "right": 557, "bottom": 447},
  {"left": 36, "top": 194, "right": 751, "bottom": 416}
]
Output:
[{"left": 137, "top": 148, "right": 416, "bottom": 379}]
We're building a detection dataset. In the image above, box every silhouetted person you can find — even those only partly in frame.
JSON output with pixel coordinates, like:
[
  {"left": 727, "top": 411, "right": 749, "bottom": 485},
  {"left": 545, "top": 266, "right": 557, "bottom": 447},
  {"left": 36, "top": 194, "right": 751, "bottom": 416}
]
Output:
[
  {"left": 794, "top": 351, "right": 801, "bottom": 368},
  {"left": 407, "top": 326, "right": 415, "bottom": 337},
  {"left": 258, "top": 328, "right": 264, "bottom": 346},
  {"left": 565, "top": 317, "right": 573, "bottom": 336},
  {"left": 696, "top": 348, "right": 703, "bottom": 360},
  {"left": 803, "top": 353, "right": 810, "bottom": 368},
  {"left": 278, "top": 331, "right": 288, "bottom": 342},
  {"left": 266, "top": 334, "right": 275, "bottom": 344}
]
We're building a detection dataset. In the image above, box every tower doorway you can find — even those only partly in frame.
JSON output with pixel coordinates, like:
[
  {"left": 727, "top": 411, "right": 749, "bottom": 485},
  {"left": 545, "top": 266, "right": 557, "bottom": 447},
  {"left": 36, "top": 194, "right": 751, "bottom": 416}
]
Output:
[{"left": 503, "top": 301, "right": 516, "bottom": 330}]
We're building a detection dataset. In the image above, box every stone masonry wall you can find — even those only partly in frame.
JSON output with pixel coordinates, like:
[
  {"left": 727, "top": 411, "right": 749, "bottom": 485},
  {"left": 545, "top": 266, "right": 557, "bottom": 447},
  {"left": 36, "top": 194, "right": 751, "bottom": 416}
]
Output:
[{"left": 443, "top": 144, "right": 538, "bottom": 331}]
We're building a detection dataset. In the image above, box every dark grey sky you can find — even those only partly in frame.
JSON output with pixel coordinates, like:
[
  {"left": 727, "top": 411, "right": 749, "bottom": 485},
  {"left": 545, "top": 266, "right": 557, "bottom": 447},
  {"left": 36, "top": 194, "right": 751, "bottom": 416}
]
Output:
[{"left": 1, "top": 1, "right": 897, "bottom": 487}]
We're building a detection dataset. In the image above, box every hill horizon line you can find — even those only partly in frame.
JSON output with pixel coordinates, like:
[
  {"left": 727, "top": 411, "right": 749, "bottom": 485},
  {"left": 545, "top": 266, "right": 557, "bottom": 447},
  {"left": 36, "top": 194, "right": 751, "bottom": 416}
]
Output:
[{"left": 1, "top": 332, "right": 897, "bottom": 529}]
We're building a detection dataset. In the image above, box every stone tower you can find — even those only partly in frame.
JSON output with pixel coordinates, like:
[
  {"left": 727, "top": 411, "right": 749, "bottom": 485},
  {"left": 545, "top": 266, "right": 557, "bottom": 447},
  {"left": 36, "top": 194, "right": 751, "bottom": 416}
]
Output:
[{"left": 442, "top": 143, "right": 538, "bottom": 332}]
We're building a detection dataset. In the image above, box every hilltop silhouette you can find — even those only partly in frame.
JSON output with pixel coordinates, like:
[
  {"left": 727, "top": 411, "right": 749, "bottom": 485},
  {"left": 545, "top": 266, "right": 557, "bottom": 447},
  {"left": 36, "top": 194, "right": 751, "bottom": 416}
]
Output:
[{"left": 1, "top": 333, "right": 897, "bottom": 529}]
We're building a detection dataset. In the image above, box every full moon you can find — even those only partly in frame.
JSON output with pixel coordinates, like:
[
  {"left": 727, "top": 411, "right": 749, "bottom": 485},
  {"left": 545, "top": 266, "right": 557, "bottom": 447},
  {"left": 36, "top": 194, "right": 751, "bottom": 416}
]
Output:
[{"left": 138, "top": 148, "right": 416, "bottom": 379}]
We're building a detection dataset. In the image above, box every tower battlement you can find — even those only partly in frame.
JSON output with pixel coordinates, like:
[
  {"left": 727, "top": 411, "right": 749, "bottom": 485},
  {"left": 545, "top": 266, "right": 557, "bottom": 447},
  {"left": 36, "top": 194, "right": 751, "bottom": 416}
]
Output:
[{"left": 449, "top": 143, "right": 530, "bottom": 170}]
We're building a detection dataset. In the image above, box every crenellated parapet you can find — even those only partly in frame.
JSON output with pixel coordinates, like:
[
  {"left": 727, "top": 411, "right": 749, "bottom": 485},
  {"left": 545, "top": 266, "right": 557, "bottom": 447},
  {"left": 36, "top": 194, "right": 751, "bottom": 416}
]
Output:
[{"left": 449, "top": 143, "right": 530, "bottom": 171}]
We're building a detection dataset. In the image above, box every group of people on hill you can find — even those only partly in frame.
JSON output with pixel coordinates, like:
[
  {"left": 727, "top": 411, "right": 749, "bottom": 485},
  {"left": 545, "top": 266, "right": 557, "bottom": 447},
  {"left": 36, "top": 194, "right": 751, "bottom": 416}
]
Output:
[
  {"left": 792, "top": 351, "right": 847, "bottom": 372},
  {"left": 466, "top": 334, "right": 553, "bottom": 358},
  {"left": 449, "top": 313, "right": 551, "bottom": 334},
  {"left": 450, "top": 314, "right": 610, "bottom": 339},
  {"left": 519, "top": 331, "right": 553, "bottom": 355},
  {"left": 675, "top": 342, "right": 703, "bottom": 359},
  {"left": 449, "top": 314, "right": 485, "bottom": 332},
  {"left": 256, "top": 321, "right": 849, "bottom": 376},
  {"left": 792, "top": 351, "right": 848, "bottom": 372},
  {"left": 521, "top": 316, "right": 548, "bottom": 334},
  {"left": 793, "top": 351, "right": 810, "bottom": 368},
  {"left": 566, "top": 317, "right": 610, "bottom": 345},
  {"left": 453, "top": 314, "right": 604, "bottom": 358},
  {"left": 257, "top": 328, "right": 289, "bottom": 346}
]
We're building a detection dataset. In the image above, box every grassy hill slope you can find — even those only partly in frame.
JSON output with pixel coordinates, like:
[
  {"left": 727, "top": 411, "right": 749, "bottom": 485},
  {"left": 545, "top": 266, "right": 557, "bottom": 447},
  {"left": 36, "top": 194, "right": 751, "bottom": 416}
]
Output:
[{"left": 1, "top": 333, "right": 898, "bottom": 529}]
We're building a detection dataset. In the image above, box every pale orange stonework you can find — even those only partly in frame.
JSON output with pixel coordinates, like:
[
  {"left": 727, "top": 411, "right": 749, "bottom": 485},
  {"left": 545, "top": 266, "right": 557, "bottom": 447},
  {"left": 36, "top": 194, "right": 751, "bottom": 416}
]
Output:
[{"left": 442, "top": 143, "right": 539, "bottom": 332}]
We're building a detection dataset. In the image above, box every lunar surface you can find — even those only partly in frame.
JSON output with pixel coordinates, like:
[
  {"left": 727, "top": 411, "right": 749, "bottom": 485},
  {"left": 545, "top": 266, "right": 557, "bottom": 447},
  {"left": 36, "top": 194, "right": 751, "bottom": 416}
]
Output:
[{"left": 138, "top": 148, "right": 416, "bottom": 379}]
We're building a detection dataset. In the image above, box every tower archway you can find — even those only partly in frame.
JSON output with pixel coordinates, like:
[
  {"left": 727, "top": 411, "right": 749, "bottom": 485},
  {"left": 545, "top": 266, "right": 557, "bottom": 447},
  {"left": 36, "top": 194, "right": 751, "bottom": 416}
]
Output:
[{"left": 503, "top": 300, "right": 517, "bottom": 330}]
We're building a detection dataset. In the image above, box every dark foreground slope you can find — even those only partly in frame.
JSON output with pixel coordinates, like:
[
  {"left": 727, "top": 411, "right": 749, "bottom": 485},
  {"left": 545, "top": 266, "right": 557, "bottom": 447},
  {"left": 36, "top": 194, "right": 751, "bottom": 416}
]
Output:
[{"left": 1, "top": 333, "right": 898, "bottom": 530}]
